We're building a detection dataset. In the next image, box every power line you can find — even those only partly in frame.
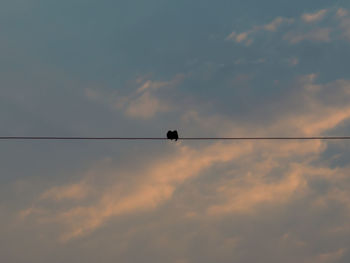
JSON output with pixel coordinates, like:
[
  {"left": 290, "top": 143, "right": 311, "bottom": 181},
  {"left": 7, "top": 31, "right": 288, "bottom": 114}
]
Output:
[
  {"left": 0, "top": 137, "right": 166, "bottom": 140},
  {"left": 181, "top": 137, "right": 350, "bottom": 140},
  {"left": 0, "top": 136, "right": 350, "bottom": 140}
]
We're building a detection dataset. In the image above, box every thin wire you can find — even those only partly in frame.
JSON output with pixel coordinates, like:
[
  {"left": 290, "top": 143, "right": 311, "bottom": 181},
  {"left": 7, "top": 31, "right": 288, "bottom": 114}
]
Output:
[
  {"left": 181, "top": 137, "right": 350, "bottom": 140},
  {"left": 1, "top": 136, "right": 350, "bottom": 140},
  {"left": 0, "top": 137, "right": 166, "bottom": 140}
]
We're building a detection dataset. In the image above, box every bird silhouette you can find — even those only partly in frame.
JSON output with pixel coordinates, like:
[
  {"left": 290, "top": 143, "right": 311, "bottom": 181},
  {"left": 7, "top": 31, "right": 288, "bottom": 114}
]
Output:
[{"left": 167, "top": 130, "right": 179, "bottom": 141}]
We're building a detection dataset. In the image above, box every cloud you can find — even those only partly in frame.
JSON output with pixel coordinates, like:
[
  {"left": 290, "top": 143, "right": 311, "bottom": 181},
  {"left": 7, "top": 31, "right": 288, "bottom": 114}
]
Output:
[
  {"left": 226, "top": 8, "right": 350, "bottom": 47},
  {"left": 337, "top": 10, "right": 350, "bottom": 41},
  {"left": 226, "top": 31, "right": 253, "bottom": 46},
  {"left": 124, "top": 91, "right": 170, "bottom": 119},
  {"left": 21, "top": 141, "right": 257, "bottom": 241},
  {"left": 263, "top": 17, "right": 294, "bottom": 32},
  {"left": 283, "top": 27, "right": 331, "bottom": 44},
  {"left": 286, "top": 57, "right": 299, "bottom": 66},
  {"left": 86, "top": 74, "right": 184, "bottom": 119},
  {"left": 40, "top": 182, "right": 91, "bottom": 202},
  {"left": 269, "top": 76, "right": 350, "bottom": 135},
  {"left": 336, "top": 8, "right": 348, "bottom": 18},
  {"left": 19, "top": 74, "right": 350, "bottom": 247},
  {"left": 226, "top": 16, "right": 293, "bottom": 45},
  {"left": 302, "top": 9, "right": 328, "bottom": 23},
  {"left": 316, "top": 248, "right": 346, "bottom": 263},
  {"left": 235, "top": 32, "right": 249, "bottom": 43},
  {"left": 4, "top": 5, "right": 350, "bottom": 263},
  {"left": 207, "top": 164, "right": 308, "bottom": 215}
]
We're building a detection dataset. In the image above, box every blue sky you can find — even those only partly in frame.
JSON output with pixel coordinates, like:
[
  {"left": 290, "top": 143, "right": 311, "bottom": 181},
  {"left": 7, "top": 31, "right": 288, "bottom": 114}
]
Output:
[{"left": 1, "top": 1, "right": 350, "bottom": 262}]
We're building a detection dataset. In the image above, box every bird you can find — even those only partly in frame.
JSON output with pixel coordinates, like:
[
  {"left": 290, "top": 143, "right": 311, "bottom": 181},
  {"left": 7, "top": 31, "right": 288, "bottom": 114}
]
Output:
[{"left": 167, "top": 130, "right": 179, "bottom": 141}]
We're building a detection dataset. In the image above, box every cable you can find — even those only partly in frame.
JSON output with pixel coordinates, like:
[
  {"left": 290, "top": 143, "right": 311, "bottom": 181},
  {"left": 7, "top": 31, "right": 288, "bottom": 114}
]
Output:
[
  {"left": 181, "top": 137, "right": 350, "bottom": 140},
  {"left": 0, "top": 137, "right": 166, "bottom": 140},
  {"left": 1, "top": 136, "right": 350, "bottom": 140}
]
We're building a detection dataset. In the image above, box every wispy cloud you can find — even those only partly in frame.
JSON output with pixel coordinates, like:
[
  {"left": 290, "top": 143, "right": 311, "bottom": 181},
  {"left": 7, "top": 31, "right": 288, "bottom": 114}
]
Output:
[
  {"left": 226, "top": 16, "right": 294, "bottom": 45},
  {"left": 283, "top": 27, "right": 332, "bottom": 44},
  {"left": 336, "top": 8, "right": 348, "bottom": 18},
  {"left": 226, "top": 31, "right": 253, "bottom": 46},
  {"left": 336, "top": 8, "right": 350, "bottom": 41},
  {"left": 263, "top": 16, "right": 294, "bottom": 31},
  {"left": 4, "top": 3, "right": 350, "bottom": 262},
  {"left": 86, "top": 74, "right": 184, "bottom": 119},
  {"left": 226, "top": 8, "right": 350, "bottom": 46},
  {"left": 302, "top": 9, "right": 328, "bottom": 23},
  {"left": 19, "top": 74, "right": 350, "bottom": 245},
  {"left": 286, "top": 57, "right": 299, "bottom": 66}
]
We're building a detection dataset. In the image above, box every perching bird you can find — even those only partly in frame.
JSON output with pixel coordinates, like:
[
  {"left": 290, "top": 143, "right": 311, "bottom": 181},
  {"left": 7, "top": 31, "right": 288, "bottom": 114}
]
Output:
[{"left": 167, "top": 130, "right": 179, "bottom": 141}]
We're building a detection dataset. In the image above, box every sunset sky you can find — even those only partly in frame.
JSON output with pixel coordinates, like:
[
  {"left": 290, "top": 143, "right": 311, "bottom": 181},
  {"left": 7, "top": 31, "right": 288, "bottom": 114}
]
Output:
[{"left": 1, "top": 1, "right": 350, "bottom": 262}]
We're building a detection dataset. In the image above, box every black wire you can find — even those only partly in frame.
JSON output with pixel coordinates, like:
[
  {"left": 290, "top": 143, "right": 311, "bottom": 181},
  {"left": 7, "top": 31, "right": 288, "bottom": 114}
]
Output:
[
  {"left": 0, "top": 136, "right": 350, "bottom": 140},
  {"left": 181, "top": 137, "right": 350, "bottom": 140},
  {"left": 0, "top": 137, "right": 166, "bottom": 140}
]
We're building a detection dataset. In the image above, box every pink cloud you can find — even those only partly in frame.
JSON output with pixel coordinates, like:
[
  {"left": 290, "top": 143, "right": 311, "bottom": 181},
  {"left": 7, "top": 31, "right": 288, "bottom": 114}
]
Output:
[
  {"left": 284, "top": 28, "right": 332, "bottom": 44},
  {"left": 85, "top": 74, "right": 184, "bottom": 119},
  {"left": 18, "top": 75, "right": 350, "bottom": 246},
  {"left": 301, "top": 9, "right": 328, "bottom": 23}
]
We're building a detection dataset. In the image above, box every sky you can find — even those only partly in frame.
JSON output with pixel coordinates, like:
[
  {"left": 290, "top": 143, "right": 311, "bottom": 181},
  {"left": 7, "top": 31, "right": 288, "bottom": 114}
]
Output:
[{"left": 1, "top": 0, "right": 350, "bottom": 262}]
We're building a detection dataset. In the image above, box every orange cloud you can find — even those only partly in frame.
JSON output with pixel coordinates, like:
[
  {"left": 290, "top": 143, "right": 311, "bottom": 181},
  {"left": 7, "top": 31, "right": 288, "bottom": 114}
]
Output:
[
  {"left": 302, "top": 9, "right": 328, "bottom": 23},
  {"left": 85, "top": 74, "right": 184, "bottom": 119},
  {"left": 19, "top": 75, "right": 350, "bottom": 244}
]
